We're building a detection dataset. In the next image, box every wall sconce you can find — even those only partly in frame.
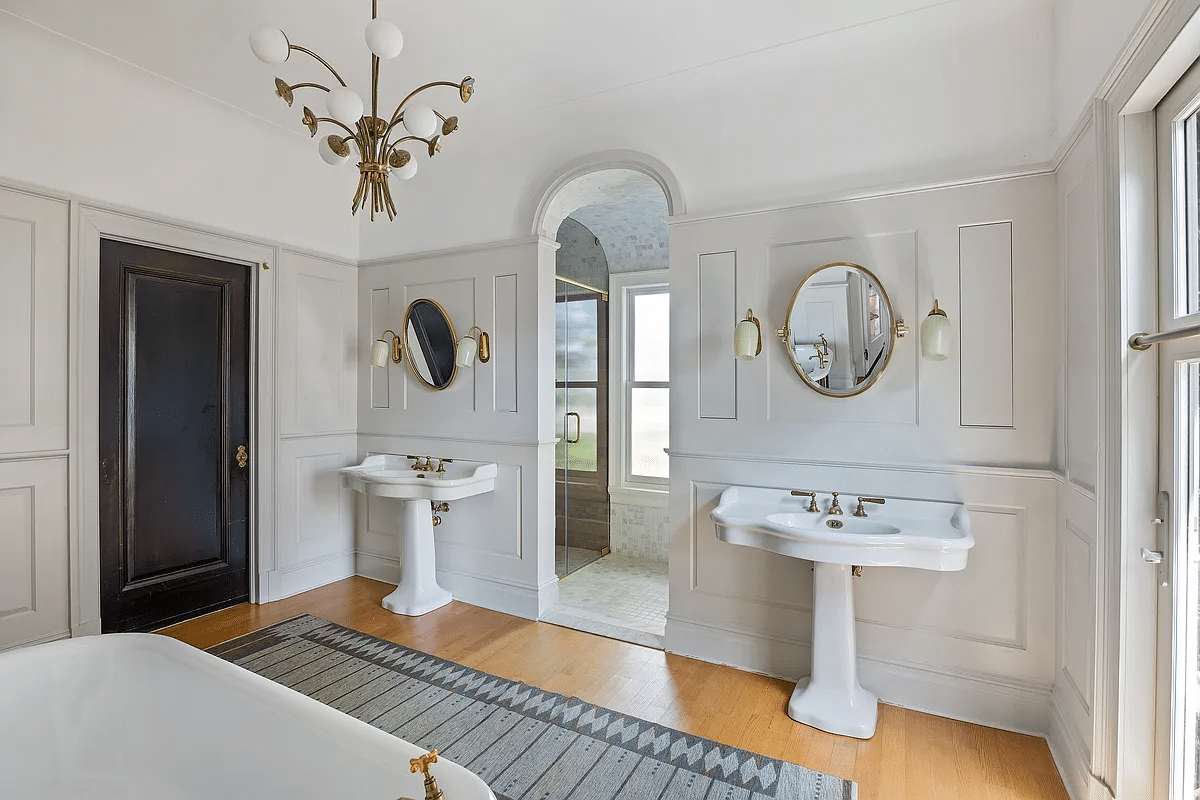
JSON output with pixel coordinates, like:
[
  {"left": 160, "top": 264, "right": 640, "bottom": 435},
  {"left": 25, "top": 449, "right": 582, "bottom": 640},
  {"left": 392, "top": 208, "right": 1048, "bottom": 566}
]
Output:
[
  {"left": 455, "top": 326, "right": 490, "bottom": 367},
  {"left": 734, "top": 309, "right": 762, "bottom": 361},
  {"left": 370, "top": 329, "right": 402, "bottom": 367},
  {"left": 920, "top": 300, "right": 952, "bottom": 361}
]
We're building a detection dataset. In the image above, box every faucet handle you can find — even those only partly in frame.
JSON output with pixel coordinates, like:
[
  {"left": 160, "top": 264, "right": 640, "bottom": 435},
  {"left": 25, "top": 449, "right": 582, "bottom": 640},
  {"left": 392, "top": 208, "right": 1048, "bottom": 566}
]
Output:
[
  {"left": 854, "top": 497, "right": 886, "bottom": 517},
  {"left": 790, "top": 490, "right": 819, "bottom": 513}
]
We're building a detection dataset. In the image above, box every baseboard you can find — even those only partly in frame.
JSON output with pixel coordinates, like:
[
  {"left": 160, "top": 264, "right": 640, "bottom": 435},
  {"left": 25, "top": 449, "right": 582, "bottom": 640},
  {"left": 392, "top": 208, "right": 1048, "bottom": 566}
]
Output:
[
  {"left": 665, "top": 614, "right": 1054, "bottom": 737},
  {"left": 263, "top": 550, "right": 356, "bottom": 602},
  {"left": 1048, "top": 692, "right": 1113, "bottom": 800},
  {"left": 0, "top": 629, "right": 71, "bottom": 653},
  {"left": 355, "top": 550, "right": 543, "bottom": 621},
  {"left": 70, "top": 619, "right": 102, "bottom": 638}
]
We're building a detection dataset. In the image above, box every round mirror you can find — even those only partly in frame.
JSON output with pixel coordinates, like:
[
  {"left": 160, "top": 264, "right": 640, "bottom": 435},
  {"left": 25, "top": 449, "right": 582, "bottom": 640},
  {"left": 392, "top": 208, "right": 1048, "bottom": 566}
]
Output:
[
  {"left": 403, "top": 298, "right": 458, "bottom": 390},
  {"left": 780, "top": 262, "right": 898, "bottom": 398}
]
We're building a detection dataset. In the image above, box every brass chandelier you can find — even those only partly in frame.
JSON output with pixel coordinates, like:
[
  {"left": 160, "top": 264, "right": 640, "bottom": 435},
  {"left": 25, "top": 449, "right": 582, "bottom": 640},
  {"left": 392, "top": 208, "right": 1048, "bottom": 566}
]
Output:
[{"left": 249, "top": 1, "right": 474, "bottom": 221}]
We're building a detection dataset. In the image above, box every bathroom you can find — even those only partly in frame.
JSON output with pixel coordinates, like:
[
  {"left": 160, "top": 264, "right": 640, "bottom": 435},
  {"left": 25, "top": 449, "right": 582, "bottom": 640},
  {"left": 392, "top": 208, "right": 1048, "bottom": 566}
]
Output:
[{"left": 0, "top": 1, "right": 1190, "bottom": 797}]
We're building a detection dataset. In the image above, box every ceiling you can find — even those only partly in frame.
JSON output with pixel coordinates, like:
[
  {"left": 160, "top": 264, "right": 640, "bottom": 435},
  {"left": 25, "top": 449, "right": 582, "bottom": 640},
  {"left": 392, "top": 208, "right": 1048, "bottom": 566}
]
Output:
[{"left": 0, "top": 0, "right": 1010, "bottom": 138}]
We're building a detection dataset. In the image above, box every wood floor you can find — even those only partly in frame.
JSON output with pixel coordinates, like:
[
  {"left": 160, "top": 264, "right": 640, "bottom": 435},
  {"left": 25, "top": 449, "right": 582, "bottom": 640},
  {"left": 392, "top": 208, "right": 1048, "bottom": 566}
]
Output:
[{"left": 160, "top": 576, "right": 1069, "bottom": 800}]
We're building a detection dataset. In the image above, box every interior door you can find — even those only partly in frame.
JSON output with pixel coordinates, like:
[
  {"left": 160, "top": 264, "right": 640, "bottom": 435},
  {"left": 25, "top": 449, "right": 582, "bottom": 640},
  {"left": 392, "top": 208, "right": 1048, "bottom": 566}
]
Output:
[
  {"left": 1153, "top": 62, "right": 1200, "bottom": 799},
  {"left": 99, "top": 239, "right": 251, "bottom": 633}
]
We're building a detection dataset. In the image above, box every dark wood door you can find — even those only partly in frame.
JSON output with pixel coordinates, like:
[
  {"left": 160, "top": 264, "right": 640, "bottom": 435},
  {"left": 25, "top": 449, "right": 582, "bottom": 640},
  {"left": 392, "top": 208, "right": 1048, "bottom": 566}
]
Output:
[{"left": 99, "top": 239, "right": 251, "bottom": 633}]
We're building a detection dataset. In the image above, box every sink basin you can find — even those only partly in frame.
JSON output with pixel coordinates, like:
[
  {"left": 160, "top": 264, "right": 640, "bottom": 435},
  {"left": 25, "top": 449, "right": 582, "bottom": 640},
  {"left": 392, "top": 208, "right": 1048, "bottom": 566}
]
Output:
[
  {"left": 712, "top": 486, "right": 971, "bottom": 569},
  {"left": 710, "top": 486, "right": 974, "bottom": 739},
  {"left": 341, "top": 454, "right": 498, "bottom": 616},
  {"left": 340, "top": 455, "right": 497, "bottom": 501}
]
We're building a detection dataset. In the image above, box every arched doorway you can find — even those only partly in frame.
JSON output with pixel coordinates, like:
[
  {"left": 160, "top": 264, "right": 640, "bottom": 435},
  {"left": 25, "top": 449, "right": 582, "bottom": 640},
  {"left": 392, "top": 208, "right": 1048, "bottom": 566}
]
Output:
[{"left": 532, "top": 155, "right": 681, "bottom": 647}]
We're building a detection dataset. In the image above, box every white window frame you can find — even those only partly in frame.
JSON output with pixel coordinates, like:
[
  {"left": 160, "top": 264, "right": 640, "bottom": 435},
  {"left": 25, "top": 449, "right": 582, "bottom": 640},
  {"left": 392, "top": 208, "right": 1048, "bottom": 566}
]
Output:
[{"left": 608, "top": 270, "right": 669, "bottom": 508}]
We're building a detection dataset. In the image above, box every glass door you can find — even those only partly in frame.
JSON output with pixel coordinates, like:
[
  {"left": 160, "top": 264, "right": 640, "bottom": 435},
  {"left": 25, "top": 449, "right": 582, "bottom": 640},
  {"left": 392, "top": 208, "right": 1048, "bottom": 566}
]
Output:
[
  {"left": 555, "top": 279, "right": 609, "bottom": 577},
  {"left": 1153, "top": 63, "right": 1200, "bottom": 799}
]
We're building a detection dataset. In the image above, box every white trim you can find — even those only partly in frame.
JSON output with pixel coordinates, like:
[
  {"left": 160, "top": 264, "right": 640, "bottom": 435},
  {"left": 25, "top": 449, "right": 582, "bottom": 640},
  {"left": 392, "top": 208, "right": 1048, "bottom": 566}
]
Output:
[
  {"left": 529, "top": 150, "right": 686, "bottom": 239},
  {"left": 665, "top": 614, "right": 1053, "bottom": 736},
  {"left": 609, "top": 486, "right": 669, "bottom": 510},
  {"left": 1050, "top": 692, "right": 1117, "bottom": 800},
  {"left": 261, "top": 550, "right": 356, "bottom": 603},
  {"left": 357, "top": 235, "right": 554, "bottom": 269},
  {"left": 667, "top": 448, "right": 1060, "bottom": 481},
  {"left": 666, "top": 165, "right": 1055, "bottom": 228},
  {"left": 72, "top": 204, "right": 279, "bottom": 634}
]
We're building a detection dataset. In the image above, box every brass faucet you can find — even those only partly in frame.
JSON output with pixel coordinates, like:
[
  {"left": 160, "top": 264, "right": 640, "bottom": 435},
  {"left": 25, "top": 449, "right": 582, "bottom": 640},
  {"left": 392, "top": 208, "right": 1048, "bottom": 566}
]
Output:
[
  {"left": 435, "top": 458, "right": 453, "bottom": 474},
  {"left": 408, "top": 455, "right": 433, "bottom": 471},
  {"left": 398, "top": 749, "right": 444, "bottom": 800},
  {"left": 790, "top": 490, "right": 819, "bottom": 513},
  {"left": 828, "top": 492, "right": 843, "bottom": 515},
  {"left": 854, "top": 497, "right": 886, "bottom": 517}
]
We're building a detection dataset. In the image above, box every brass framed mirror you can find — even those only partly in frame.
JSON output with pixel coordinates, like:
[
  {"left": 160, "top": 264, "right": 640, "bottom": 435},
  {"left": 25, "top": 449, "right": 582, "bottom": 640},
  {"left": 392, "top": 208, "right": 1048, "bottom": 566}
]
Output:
[
  {"left": 403, "top": 298, "right": 458, "bottom": 390},
  {"left": 777, "top": 262, "right": 904, "bottom": 398}
]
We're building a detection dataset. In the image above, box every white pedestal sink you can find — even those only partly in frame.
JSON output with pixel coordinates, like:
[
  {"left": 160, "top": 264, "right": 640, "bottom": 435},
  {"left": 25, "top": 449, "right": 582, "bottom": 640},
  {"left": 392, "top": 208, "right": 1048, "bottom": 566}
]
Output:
[
  {"left": 710, "top": 487, "right": 973, "bottom": 738},
  {"left": 341, "top": 455, "right": 497, "bottom": 616}
]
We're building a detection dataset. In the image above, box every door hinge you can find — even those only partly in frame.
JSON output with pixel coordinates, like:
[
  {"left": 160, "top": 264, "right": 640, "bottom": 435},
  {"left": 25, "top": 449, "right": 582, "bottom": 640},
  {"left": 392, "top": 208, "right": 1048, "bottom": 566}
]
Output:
[{"left": 236, "top": 445, "right": 249, "bottom": 468}]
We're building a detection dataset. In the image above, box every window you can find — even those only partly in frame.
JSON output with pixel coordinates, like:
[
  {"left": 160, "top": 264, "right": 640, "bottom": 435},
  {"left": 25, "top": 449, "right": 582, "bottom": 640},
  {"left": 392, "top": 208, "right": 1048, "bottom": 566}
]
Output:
[{"left": 610, "top": 271, "right": 669, "bottom": 497}]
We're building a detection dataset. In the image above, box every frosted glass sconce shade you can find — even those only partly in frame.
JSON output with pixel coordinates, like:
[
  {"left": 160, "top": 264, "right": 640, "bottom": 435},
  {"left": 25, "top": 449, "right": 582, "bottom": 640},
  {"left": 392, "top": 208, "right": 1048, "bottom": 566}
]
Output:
[
  {"left": 326, "top": 87, "right": 364, "bottom": 126},
  {"left": 456, "top": 326, "right": 490, "bottom": 368},
  {"left": 249, "top": 26, "right": 290, "bottom": 64},
  {"left": 734, "top": 309, "right": 762, "bottom": 361},
  {"left": 371, "top": 330, "right": 402, "bottom": 367},
  {"left": 920, "top": 300, "right": 952, "bottom": 361}
]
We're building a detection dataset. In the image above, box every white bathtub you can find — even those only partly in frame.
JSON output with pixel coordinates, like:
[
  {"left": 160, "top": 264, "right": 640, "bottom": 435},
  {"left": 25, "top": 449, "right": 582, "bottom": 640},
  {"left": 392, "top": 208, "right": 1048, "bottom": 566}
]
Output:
[{"left": 0, "top": 633, "right": 497, "bottom": 799}]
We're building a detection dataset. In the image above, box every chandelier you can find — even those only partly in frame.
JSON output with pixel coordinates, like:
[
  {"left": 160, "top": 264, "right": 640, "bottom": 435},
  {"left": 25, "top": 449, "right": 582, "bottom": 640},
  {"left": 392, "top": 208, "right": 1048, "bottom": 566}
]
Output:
[{"left": 249, "top": 1, "right": 474, "bottom": 221}]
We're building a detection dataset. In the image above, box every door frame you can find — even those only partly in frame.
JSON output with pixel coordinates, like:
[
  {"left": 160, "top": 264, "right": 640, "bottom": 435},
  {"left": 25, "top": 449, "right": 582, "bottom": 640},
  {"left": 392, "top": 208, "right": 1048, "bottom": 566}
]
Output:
[{"left": 72, "top": 205, "right": 277, "bottom": 636}]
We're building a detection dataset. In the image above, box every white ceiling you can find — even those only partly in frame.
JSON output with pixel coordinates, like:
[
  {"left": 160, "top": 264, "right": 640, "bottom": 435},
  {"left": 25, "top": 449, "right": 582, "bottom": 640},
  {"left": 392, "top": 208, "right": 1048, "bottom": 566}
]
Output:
[{"left": 0, "top": 0, "right": 1017, "bottom": 137}]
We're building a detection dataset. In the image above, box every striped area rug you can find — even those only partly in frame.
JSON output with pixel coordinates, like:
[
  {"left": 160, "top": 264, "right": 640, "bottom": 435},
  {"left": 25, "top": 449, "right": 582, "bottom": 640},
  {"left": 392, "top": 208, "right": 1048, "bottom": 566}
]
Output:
[{"left": 208, "top": 615, "right": 856, "bottom": 800}]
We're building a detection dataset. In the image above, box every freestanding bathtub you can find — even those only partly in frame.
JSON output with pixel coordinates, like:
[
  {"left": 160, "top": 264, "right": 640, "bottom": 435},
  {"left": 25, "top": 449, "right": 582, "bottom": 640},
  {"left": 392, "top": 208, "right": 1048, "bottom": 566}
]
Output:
[{"left": 0, "top": 633, "right": 497, "bottom": 799}]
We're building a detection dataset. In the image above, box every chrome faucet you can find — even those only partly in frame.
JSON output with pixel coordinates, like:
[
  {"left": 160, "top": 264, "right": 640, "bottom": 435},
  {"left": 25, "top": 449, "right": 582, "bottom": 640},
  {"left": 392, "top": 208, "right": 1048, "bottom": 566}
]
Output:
[
  {"left": 828, "top": 492, "right": 843, "bottom": 515},
  {"left": 790, "top": 490, "right": 819, "bottom": 513}
]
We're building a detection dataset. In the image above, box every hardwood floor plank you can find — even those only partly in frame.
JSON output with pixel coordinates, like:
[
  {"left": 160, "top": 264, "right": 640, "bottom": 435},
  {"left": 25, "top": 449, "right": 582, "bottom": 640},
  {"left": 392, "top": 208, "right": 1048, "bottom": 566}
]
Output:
[{"left": 159, "top": 577, "right": 1072, "bottom": 800}]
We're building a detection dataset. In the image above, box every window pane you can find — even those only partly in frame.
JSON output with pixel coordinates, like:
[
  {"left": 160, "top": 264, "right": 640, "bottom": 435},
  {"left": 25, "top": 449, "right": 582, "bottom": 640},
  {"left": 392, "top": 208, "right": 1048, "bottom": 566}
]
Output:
[
  {"left": 556, "top": 387, "right": 597, "bottom": 472},
  {"left": 556, "top": 299, "right": 598, "bottom": 383},
  {"left": 633, "top": 291, "right": 670, "bottom": 382},
  {"left": 1184, "top": 112, "right": 1200, "bottom": 316},
  {"left": 630, "top": 387, "right": 669, "bottom": 479}
]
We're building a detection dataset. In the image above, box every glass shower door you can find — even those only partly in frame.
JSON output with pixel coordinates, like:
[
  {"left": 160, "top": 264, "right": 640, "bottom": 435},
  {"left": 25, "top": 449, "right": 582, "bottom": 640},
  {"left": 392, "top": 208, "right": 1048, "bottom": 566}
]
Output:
[{"left": 555, "top": 281, "right": 609, "bottom": 577}]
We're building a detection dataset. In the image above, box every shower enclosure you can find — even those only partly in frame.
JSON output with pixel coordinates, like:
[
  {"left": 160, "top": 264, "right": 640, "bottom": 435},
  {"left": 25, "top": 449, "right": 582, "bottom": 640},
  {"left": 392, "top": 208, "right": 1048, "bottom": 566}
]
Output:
[{"left": 555, "top": 276, "right": 610, "bottom": 577}]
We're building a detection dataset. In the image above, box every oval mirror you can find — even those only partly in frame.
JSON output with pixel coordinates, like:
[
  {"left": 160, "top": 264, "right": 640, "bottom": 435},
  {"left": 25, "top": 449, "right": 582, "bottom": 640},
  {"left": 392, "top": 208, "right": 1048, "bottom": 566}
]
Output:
[
  {"left": 403, "top": 298, "right": 458, "bottom": 390},
  {"left": 780, "top": 262, "right": 898, "bottom": 398}
]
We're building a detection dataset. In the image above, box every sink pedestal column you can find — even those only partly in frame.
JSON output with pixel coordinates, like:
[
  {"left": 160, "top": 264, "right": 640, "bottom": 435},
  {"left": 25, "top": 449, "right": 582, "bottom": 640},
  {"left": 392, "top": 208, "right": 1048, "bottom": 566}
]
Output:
[
  {"left": 787, "top": 561, "right": 877, "bottom": 738},
  {"left": 381, "top": 499, "right": 453, "bottom": 616}
]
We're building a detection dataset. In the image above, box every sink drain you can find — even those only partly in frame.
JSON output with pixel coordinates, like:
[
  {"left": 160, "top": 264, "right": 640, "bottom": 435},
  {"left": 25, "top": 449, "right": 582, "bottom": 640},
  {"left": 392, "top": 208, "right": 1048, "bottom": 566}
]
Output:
[{"left": 827, "top": 519, "right": 843, "bottom": 529}]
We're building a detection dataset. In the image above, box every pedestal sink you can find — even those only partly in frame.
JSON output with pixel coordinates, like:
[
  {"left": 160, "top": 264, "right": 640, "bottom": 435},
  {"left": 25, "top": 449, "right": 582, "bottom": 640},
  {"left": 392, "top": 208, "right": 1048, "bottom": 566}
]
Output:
[
  {"left": 341, "top": 454, "right": 497, "bottom": 616},
  {"left": 710, "top": 487, "right": 973, "bottom": 738}
]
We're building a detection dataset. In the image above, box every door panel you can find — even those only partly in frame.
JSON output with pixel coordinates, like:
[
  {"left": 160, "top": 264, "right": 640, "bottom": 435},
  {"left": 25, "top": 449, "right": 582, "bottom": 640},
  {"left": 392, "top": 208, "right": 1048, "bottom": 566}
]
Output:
[{"left": 99, "top": 239, "right": 250, "bottom": 633}]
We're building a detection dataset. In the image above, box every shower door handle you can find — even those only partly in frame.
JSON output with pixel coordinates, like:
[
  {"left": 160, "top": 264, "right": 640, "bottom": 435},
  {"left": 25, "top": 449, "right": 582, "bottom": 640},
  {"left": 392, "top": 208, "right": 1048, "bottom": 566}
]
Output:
[{"left": 566, "top": 412, "right": 581, "bottom": 444}]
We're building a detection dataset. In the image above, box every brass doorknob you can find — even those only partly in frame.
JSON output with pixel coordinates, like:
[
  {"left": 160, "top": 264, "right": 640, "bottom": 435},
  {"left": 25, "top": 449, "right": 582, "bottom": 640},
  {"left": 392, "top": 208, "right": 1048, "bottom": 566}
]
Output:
[{"left": 236, "top": 445, "right": 249, "bottom": 468}]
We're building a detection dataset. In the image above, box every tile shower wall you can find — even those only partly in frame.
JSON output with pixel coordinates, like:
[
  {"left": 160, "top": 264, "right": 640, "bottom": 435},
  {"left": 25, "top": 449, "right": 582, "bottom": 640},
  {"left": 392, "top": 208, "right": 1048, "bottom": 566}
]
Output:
[{"left": 609, "top": 501, "right": 669, "bottom": 562}]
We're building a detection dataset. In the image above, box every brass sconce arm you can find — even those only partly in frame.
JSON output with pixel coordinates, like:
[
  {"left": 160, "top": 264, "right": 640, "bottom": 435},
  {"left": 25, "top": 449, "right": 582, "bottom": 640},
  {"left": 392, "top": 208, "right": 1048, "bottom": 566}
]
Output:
[
  {"left": 468, "top": 326, "right": 490, "bottom": 363},
  {"left": 380, "top": 329, "right": 402, "bottom": 363}
]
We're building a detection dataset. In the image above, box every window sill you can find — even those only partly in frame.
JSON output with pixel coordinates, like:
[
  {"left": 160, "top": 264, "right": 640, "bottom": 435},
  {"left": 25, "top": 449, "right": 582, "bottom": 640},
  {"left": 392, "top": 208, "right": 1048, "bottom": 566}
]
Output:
[{"left": 609, "top": 486, "right": 669, "bottom": 509}]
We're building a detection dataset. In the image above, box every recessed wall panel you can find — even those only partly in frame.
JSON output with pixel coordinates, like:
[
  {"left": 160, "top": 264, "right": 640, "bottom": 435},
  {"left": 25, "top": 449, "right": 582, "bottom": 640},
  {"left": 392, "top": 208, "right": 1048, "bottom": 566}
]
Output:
[
  {"left": 0, "top": 486, "right": 34, "bottom": 618},
  {"left": 1065, "top": 165, "right": 1099, "bottom": 492},
  {"left": 0, "top": 189, "right": 69, "bottom": 455},
  {"left": 960, "top": 222, "right": 1015, "bottom": 428},
  {"left": 0, "top": 219, "right": 34, "bottom": 433},
  {"left": 698, "top": 252, "right": 737, "bottom": 419},
  {"left": 494, "top": 274, "right": 518, "bottom": 413},
  {"left": 294, "top": 274, "right": 346, "bottom": 428},
  {"left": 0, "top": 458, "right": 68, "bottom": 649},
  {"left": 371, "top": 288, "right": 391, "bottom": 409},
  {"left": 1062, "top": 520, "right": 1095, "bottom": 711}
]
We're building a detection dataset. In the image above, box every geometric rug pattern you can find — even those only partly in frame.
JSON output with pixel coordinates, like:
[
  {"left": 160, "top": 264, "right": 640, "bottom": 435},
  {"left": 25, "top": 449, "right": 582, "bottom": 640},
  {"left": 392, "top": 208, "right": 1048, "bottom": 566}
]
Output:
[{"left": 208, "top": 615, "right": 856, "bottom": 800}]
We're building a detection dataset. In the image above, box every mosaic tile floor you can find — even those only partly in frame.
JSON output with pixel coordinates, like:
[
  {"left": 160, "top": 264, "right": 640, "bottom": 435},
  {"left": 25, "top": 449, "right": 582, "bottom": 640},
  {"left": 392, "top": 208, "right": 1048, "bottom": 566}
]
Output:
[
  {"left": 542, "top": 554, "right": 669, "bottom": 649},
  {"left": 554, "top": 545, "right": 603, "bottom": 576}
]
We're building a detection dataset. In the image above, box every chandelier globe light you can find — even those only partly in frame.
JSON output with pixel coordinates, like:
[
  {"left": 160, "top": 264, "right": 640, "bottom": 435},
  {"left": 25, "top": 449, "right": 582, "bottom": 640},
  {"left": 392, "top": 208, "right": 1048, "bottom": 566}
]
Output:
[{"left": 249, "top": 1, "right": 475, "bottom": 221}]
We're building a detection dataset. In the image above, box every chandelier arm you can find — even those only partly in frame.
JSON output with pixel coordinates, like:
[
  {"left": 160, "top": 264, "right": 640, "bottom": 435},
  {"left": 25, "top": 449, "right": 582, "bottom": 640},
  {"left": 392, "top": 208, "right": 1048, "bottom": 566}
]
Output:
[
  {"left": 290, "top": 82, "right": 331, "bottom": 93},
  {"left": 371, "top": 56, "right": 379, "bottom": 123},
  {"left": 382, "top": 135, "right": 432, "bottom": 159},
  {"left": 288, "top": 44, "right": 349, "bottom": 87},
  {"left": 386, "top": 81, "right": 464, "bottom": 127},
  {"left": 313, "top": 117, "right": 359, "bottom": 138}
]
